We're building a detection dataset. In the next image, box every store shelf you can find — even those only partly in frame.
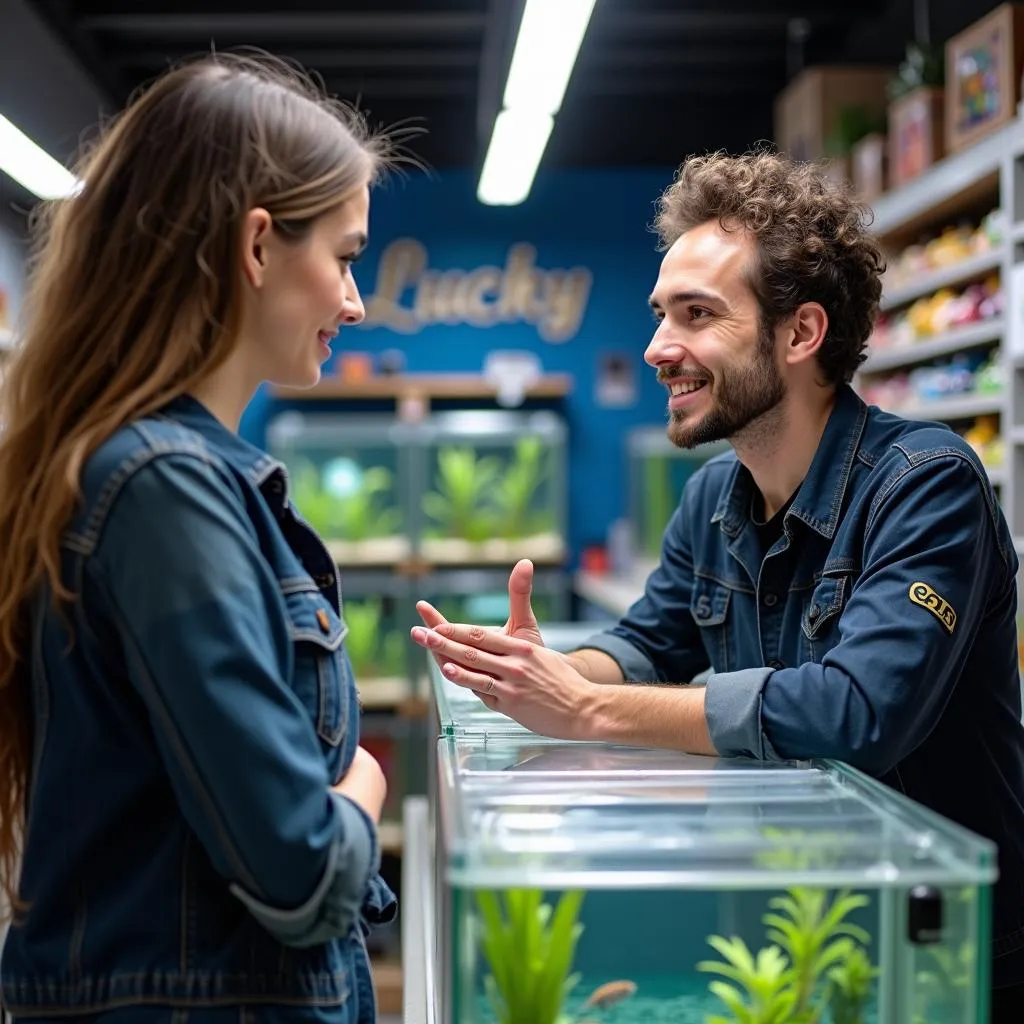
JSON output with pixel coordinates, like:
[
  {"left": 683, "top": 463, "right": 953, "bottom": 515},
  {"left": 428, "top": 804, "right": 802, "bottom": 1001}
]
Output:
[
  {"left": 272, "top": 372, "right": 574, "bottom": 402},
  {"left": 894, "top": 392, "right": 1003, "bottom": 423},
  {"left": 880, "top": 251, "right": 1002, "bottom": 312},
  {"left": 360, "top": 677, "right": 415, "bottom": 709},
  {"left": 870, "top": 121, "right": 1012, "bottom": 239},
  {"left": 861, "top": 318, "right": 1004, "bottom": 374}
]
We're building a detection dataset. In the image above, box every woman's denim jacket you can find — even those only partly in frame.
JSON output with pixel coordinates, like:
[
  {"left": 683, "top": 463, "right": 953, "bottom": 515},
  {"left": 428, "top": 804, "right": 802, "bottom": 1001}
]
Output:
[{"left": 1, "top": 395, "right": 397, "bottom": 1019}]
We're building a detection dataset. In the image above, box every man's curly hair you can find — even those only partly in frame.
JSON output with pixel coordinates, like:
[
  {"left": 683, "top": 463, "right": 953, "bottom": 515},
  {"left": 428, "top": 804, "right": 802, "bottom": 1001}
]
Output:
[{"left": 654, "top": 150, "right": 886, "bottom": 386}]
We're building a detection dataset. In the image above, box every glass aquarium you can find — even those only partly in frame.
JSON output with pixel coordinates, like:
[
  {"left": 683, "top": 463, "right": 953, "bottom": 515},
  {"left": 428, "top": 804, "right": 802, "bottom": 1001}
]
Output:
[
  {"left": 339, "top": 570, "right": 413, "bottom": 707},
  {"left": 628, "top": 427, "right": 730, "bottom": 563},
  {"left": 433, "top": 733, "right": 995, "bottom": 1024},
  {"left": 417, "top": 410, "right": 567, "bottom": 565},
  {"left": 267, "top": 411, "right": 413, "bottom": 565}
]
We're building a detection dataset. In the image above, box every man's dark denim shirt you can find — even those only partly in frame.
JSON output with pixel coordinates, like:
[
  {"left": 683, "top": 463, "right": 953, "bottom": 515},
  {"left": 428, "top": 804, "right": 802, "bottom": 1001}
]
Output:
[
  {"left": 1, "top": 396, "right": 396, "bottom": 1019},
  {"left": 582, "top": 384, "right": 1024, "bottom": 986}
]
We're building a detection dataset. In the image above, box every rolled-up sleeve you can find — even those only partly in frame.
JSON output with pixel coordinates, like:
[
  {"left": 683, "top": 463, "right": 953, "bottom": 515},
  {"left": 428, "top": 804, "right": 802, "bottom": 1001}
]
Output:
[
  {"left": 705, "top": 453, "right": 1012, "bottom": 775},
  {"left": 90, "top": 453, "right": 376, "bottom": 946},
  {"left": 575, "top": 482, "right": 710, "bottom": 684}
]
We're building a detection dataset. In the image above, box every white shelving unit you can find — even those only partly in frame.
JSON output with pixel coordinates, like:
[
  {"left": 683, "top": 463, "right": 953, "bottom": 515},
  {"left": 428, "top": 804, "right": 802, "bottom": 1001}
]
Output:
[{"left": 862, "top": 114, "right": 1024, "bottom": 561}]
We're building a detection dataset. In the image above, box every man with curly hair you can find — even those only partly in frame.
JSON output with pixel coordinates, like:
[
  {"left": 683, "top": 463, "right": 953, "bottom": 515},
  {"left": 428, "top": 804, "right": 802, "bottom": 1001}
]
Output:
[{"left": 412, "top": 151, "right": 1024, "bottom": 1012}]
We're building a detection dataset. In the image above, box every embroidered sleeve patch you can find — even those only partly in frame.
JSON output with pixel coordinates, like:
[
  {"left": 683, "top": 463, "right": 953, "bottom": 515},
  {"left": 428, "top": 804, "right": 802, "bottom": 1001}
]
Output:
[{"left": 908, "top": 582, "right": 956, "bottom": 634}]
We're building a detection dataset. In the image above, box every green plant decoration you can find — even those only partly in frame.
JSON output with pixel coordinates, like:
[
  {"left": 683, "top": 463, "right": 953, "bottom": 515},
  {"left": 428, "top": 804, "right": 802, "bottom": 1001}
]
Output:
[
  {"left": 700, "top": 886, "right": 875, "bottom": 1024},
  {"left": 887, "top": 41, "right": 945, "bottom": 100},
  {"left": 334, "top": 465, "right": 402, "bottom": 540},
  {"left": 344, "top": 598, "right": 405, "bottom": 680},
  {"left": 493, "top": 437, "right": 550, "bottom": 539},
  {"left": 763, "top": 887, "right": 871, "bottom": 1016},
  {"left": 288, "top": 460, "right": 401, "bottom": 540},
  {"left": 290, "top": 461, "right": 338, "bottom": 536},
  {"left": 823, "top": 106, "right": 887, "bottom": 158},
  {"left": 642, "top": 455, "right": 672, "bottom": 559},
  {"left": 475, "top": 888, "right": 585, "bottom": 1024},
  {"left": 826, "top": 943, "right": 878, "bottom": 1024},
  {"left": 423, "top": 447, "right": 502, "bottom": 542},
  {"left": 697, "top": 937, "right": 805, "bottom": 1024}
]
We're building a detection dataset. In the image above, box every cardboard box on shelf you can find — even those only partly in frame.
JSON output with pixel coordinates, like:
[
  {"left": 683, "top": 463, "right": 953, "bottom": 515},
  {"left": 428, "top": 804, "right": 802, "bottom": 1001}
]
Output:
[{"left": 774, "top": 66, "right": 892, "bottom": 163}]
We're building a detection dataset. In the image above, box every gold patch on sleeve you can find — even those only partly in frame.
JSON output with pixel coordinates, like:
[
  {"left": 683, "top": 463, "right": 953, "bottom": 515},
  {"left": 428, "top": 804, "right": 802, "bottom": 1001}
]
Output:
[{"left": 908, "top": 582, "right": 956, "bottom": 635}]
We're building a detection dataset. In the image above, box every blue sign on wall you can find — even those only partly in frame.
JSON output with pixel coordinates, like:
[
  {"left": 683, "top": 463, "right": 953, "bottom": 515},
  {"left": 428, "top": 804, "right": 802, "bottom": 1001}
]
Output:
[{"left": 241, "top": 166, "right": 680, "bottom": 566}]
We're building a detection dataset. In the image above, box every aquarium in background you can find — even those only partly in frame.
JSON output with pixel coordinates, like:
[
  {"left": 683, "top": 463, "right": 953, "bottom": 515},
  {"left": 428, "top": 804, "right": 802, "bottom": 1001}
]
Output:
[
  {"left": 419, "top": 410, "right": 568, "bottom": 566},
  {"left": 433, "top": 733, "right": 996, "bottom": 1024},
  {"left": 266, "top": 412, "right": 414, "bottom": 565},
  {"left": 627, "top": 427, "right": 730, "bottom": 563}
]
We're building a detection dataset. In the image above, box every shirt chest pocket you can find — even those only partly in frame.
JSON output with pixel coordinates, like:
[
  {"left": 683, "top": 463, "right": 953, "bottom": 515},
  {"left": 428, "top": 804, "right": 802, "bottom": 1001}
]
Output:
[
  {"left": 282, "top": 587, "right": 350, "bottom": 749},
  {"left": 800, "top": 574, "right": 849, "bottom": 661},
  {"left": 690, "top": 578, "right": 732, "bottom": 673}
]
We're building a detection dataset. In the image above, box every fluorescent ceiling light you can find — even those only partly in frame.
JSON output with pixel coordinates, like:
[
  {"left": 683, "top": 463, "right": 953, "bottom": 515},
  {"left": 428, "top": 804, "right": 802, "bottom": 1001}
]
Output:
[
  {"left": 502, "top": 0, "right": 598, "bottom": 115},
  {"left": 0, "top": 114, "right": 80, "bottom": 200},
  {"left": 477, "top": 0, "right": 597, "bottom": 206},
  {"left": 477, "top": 110, "right": 554, "bottom": 207}
]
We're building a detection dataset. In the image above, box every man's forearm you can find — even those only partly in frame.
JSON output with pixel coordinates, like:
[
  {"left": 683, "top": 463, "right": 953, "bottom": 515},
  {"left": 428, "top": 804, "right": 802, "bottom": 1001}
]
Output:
[
  {"left": 565, "top": 647, "right": 627, "bottom": 685},
  {"left": 583, "top": 682, "right": 717, "bottom": 755}
]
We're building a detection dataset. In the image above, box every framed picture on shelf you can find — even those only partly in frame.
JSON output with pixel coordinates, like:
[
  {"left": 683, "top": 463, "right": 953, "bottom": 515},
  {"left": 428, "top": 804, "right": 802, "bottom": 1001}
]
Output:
[{"left": 945, "top": 3, "right": 1024, "bottom": 153}]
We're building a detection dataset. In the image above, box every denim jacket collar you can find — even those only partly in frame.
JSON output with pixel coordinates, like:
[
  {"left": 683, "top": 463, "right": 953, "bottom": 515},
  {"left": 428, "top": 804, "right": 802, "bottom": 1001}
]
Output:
[
  {"left": 711, "top": 384, "right": 869, "bottom": 540},
  {"left": 162, "top": 394, "right": 288, "bottom": 508}
]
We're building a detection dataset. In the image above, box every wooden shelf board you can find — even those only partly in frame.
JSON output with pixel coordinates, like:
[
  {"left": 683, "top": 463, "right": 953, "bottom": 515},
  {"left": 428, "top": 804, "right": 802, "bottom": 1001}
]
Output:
[{"left": 273, "top": 372, "right": 574, "bottom": 401}]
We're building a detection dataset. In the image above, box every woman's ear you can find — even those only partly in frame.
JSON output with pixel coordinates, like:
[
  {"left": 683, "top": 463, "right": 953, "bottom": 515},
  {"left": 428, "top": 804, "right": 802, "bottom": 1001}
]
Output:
[{"left": 240, "top": 208, "right": 274, "bottom": 288}]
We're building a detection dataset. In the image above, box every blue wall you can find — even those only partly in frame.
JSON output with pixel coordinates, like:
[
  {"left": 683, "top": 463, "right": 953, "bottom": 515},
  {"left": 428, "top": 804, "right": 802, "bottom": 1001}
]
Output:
[{"left": 241, "top": 167, "right": 677, "bottom": 567}]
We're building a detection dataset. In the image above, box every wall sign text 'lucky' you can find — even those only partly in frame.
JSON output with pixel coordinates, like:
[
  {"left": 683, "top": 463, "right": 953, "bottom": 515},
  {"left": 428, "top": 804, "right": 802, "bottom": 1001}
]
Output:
[{"left": 362, "top": 239, "right": 592, "bottom": 343}]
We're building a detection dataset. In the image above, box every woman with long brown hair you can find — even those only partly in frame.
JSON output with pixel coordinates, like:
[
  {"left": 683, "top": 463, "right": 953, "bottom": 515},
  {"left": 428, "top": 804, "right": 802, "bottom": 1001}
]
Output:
[{"left": 0, "top": 52, "right": 397, "bottom": 1022}]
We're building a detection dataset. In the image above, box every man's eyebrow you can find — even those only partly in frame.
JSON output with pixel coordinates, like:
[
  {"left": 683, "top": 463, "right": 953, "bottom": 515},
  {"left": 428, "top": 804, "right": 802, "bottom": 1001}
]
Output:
[{"left": 648, "top": 289, "right": 725, "bottom": 310}]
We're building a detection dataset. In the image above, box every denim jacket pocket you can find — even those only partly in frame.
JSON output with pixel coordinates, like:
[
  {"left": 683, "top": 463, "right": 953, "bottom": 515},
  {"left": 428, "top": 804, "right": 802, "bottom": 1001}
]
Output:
[
  {"left": 690, "top": 578, "right": 732, "bottom": 673},
  {"left": 283, "top": 586, "right": 350, "bottom": 748},
  {"left": 800, "top": 574, "right": 849, "bottom": 661}
]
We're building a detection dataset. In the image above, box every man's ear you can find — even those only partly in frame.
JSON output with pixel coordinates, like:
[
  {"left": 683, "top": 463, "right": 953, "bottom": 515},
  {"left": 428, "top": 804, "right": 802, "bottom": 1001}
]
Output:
[
  {"left": 782, "top": 302, "right": 829, "bottom": 368},
  {"left": 240, "top": 208, "right": 274, "bottom": 288}
]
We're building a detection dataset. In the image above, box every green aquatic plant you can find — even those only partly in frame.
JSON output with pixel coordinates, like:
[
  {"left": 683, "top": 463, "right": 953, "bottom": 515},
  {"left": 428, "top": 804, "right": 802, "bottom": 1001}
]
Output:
[
  {"left": 333, "top": 465, "right": 402, "bottom": 540},
  {"left": 642, "top": 455, "right": 672, "bottom": 559},
  {"left": 344, "top": 598, "right": 405, "bottom": 680},
  {"left": 423, "top": 446, "right": 501, "bottom": 542},
  {"left": 475, "top": 888, "right": 584, "bottom": 1024},
  {"left": 290, "top": 461, "right": 338, "bottom": 536},
  {"left": 764, "top": 887, "right": 871, "bottom": 1017},
  {"left": 493, "top": 437, "right": 551, "bottom": 539},
  {"left": 697, "top": 937, "right": 806, "bottom": 1024},
  {"left": 289, "top": 460, "right": 401, "bottom": 540},
  {"left": 827, "top": 943, "right": 878, "bottom": 1024},
  {"left": 700, "top": 887, "right": 874, "bottom": 1024}
]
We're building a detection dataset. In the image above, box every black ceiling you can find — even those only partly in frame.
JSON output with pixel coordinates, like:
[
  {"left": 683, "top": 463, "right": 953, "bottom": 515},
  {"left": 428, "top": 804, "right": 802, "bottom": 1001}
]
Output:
[{"left": 22, "top": 0, "right": 1002, "bottom": 171}]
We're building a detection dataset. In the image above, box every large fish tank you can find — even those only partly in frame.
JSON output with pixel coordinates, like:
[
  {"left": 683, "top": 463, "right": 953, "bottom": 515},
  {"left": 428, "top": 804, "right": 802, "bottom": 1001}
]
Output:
[
  {"left": 417, "top": 410, "right": 567, "bottom": 566},
  {"left": 432, "top": 737, "right": 994, "bottom": 1024},
  {"left": 628, "top": 427, "right": 730, "bottom": 562},
  {"left": 408, "top": 639, "right": 996, "bottom": 1024},
  {"left": 266, "top": 411, "right": 414, "bottom": 565}
]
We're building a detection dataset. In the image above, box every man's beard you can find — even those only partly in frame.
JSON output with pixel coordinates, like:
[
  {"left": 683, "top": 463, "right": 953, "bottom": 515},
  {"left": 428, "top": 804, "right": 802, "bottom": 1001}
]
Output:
[{"left": 666, "top": 323, "right": 785, "bottom": 450}]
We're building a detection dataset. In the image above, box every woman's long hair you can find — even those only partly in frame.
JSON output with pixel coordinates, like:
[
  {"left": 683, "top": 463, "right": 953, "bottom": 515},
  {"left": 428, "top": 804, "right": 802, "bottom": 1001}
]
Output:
[{"left": 0, "top": 51, "right": 393, "bottom": 916}]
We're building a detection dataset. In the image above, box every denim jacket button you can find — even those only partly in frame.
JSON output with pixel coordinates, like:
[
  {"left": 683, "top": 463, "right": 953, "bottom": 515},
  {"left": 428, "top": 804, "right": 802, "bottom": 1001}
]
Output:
[
  {"left": 316, "top": 608, "right": 331, "bottom": 633},
  {"left": 763, "top": 592, "right": 778, "bottom": 607},
  {"left": 808, "top": 603, "right": 821, "bottom": 621},
  {"left": 768, "top": 658, "right": 785, "bottom": 670}
]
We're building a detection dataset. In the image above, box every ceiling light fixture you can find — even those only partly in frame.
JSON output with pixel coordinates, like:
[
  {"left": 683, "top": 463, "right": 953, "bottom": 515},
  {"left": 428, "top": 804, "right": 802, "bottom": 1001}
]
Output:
[
  {"left": 477, "top": 0, "right": 597, "bottom": 206},
  {"left": 0, "top": 114, "right": 81, "bottom": 200}
]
